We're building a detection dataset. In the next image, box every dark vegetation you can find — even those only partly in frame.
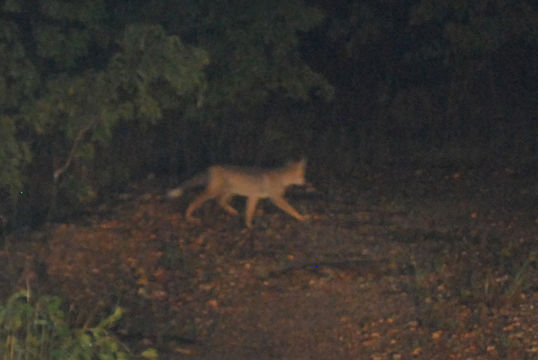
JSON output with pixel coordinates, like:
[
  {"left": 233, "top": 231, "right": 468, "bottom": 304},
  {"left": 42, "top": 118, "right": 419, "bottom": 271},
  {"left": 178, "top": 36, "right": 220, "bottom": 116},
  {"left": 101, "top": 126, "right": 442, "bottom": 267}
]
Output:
[{"left": 0, "top": 0, "right": 536, "bottom": 358}]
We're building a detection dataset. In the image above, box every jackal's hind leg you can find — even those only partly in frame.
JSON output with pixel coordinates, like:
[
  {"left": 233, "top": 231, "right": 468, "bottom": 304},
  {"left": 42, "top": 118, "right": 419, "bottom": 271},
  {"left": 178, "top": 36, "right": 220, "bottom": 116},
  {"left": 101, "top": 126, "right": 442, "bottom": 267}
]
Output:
[
  {"left": 218, "top": 194, "right": 239, "bottom": 215},
  {"left": 185, "top": 190, "right": 215, "bottom": 223}
]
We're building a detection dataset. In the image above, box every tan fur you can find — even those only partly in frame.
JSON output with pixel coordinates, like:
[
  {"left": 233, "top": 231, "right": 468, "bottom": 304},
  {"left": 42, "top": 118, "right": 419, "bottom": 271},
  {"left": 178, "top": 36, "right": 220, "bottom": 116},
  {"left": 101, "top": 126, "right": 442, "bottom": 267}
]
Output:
[{"left": 168, "top": 159, "right": 308, "bottom": 228}]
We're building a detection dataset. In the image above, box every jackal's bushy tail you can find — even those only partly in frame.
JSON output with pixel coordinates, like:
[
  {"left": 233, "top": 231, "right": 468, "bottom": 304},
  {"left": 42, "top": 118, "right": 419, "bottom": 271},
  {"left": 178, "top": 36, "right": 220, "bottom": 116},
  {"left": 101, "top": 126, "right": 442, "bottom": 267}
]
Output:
[
  {"left": 166, "top": 171, "right": 208, "bottom": 199},
  {"left": 166, "top": 187, "right": 184, "bottom": 198}
]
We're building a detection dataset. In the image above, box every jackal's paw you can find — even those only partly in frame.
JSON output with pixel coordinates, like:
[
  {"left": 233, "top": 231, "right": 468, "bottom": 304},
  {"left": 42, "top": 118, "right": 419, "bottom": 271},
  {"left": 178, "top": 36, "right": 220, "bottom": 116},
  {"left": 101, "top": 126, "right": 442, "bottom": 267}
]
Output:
[{"left": 226, "top": 207, "right": 239, "bottom": 216}]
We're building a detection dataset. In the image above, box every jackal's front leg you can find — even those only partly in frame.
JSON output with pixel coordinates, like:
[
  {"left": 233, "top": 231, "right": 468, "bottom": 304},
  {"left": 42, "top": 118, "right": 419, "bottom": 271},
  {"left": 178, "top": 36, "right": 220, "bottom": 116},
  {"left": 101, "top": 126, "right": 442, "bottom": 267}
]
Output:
[
  {"left": 245, "top": 197, "right": 259, "bottom": 228},
  {"left": 270, "top": 197, "right": 307, "bottom": 222}
]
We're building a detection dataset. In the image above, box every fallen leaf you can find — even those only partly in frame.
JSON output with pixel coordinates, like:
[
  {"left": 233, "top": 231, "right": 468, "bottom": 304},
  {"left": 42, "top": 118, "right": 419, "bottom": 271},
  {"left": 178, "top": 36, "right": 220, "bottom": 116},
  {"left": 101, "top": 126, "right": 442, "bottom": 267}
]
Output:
[
  {"left": 199, "top": 283, "right": 214, "bottom": 291},
  {"left": 101, "top": 220, "right": 118, "bottom": 229}
]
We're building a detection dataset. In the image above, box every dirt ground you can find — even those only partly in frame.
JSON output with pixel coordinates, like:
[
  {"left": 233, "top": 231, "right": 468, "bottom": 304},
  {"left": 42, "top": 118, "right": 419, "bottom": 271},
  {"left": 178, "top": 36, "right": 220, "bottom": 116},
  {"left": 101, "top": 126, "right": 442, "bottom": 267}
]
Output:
[{"left": 1, "top": 164, "right": 537, "bottom": 359}]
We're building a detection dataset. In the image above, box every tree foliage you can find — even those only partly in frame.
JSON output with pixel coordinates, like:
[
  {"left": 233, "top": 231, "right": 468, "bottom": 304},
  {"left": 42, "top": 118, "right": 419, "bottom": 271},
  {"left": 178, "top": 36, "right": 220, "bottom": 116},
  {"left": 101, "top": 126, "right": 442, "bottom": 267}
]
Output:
[
  {"left": 0, "top": 0, "right": 534, "bottom": 227},
  {"left": 0, "top": 0, "right": 334, "bottom": 227},
  {"left": 133, "top": 0, "right": 334, "bottom": 164},
  {"left": 0, "top": 0, "right": 209, "bottom": 225}
]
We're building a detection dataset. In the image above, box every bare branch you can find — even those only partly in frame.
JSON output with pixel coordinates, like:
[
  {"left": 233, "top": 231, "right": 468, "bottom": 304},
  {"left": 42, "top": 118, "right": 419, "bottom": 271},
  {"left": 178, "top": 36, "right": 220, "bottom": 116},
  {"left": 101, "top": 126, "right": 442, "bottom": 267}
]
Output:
[{"left": 53, "top": 117, "right": 99, "bottom": 183}]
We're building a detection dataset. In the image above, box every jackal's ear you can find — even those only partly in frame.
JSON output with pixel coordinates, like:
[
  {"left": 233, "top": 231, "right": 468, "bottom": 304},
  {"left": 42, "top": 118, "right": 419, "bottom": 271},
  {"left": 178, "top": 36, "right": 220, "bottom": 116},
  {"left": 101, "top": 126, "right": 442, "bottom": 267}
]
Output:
[{"left": 287, "top": 158, "right": 307, "bottom": 167}]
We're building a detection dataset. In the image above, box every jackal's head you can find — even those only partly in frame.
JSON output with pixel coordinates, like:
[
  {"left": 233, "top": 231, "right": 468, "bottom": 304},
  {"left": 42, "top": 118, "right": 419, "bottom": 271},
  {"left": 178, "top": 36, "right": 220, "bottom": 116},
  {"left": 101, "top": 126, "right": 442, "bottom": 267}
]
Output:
[{"left": 285, "top": 158, "right": 307, "bottom": 185}]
